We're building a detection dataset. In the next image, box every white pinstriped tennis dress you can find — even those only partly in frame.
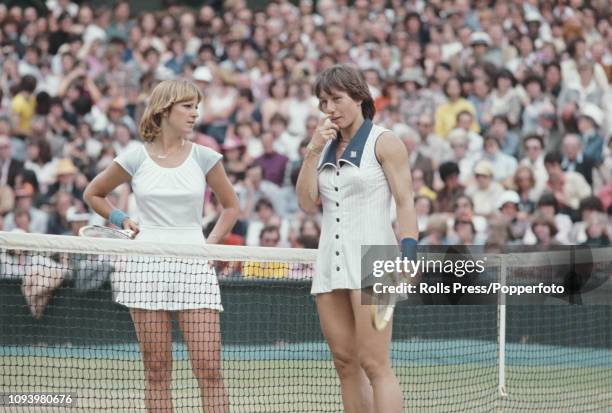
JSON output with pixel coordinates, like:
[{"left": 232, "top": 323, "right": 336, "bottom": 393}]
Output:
[
  {"left": 312, "top": 119, "right": 397, "bottom": 294},
  {"left": 113, "top": 143, "right": 223, "bottom": 311}
]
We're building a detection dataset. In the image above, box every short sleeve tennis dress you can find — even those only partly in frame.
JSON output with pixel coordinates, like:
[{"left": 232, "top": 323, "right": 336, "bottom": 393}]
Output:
[
  {"left": 311, "top": 119, "right": 397, "bottom": 294},
  {"left": 113, "top": 143, "right": 223, "bottom": 311}
]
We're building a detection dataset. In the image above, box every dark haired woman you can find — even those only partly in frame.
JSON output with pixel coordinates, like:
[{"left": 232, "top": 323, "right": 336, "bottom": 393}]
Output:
[{"left": 297, "top": 64, "right": 418, "bottom": 412}]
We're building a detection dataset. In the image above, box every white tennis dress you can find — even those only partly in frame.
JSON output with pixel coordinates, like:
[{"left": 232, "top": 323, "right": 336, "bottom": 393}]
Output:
[
  {"left": 312, "top": 119, "right": 397, "bottom": 294},
  {"left": 113, "top": 143, "right": 223, "bottom": 311}
]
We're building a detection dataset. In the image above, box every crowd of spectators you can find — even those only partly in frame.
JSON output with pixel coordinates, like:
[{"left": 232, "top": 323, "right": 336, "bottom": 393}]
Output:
[{"left": 0, "top": 0, "right": 611, "bottom": 257}]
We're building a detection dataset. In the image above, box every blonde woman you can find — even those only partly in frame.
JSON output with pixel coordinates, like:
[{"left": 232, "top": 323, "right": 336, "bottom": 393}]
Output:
[{"left": 84, "top": 79, "right": 239, "bottom": 412}]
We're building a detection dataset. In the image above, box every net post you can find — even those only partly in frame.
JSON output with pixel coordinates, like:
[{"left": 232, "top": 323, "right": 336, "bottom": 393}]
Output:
[{"left": 497, "top": 254, "right": 508, "bottom": 398}]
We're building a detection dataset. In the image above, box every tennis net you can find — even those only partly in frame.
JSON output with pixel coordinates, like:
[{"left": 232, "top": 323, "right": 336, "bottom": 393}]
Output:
[{"left": 0, "top": 231, "right": 611, "bottom": 412}]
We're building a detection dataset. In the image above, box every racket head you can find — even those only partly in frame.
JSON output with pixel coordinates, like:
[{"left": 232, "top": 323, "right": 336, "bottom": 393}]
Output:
[
  {"left": 78, "top": 225, "right": 133, "bottom": 239},
  {"left": 370, "top": 296, "right": 396, "bottom": 331}
]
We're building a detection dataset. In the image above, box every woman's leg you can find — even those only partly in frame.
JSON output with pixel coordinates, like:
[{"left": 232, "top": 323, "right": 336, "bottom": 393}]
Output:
[
  {"left": 130, "top": 309, "right": 173, "bottom": 413},
  {"left": 350, "top": 290, "right": 403, "bottom": 413},
  {"left": 317, "top": 289, "right": 374, "bottom": 413},
  {"left": 176, "top": 309, "right": 229, "bottom": 413}
]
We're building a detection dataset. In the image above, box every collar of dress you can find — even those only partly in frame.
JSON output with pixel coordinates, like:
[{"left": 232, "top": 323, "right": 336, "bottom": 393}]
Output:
[{"left": 318, "top": 118, "right": 373, "bottom": 170}]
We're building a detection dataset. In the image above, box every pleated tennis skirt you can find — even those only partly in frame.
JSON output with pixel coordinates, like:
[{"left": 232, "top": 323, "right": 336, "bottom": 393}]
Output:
[{"left": 111, "top": 226, "right": 223, "bottom": 311}]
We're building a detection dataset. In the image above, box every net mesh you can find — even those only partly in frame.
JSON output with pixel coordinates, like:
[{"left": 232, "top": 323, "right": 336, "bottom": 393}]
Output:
[{"left": 1, "top": 232, "right": 611, "bottom": 412}]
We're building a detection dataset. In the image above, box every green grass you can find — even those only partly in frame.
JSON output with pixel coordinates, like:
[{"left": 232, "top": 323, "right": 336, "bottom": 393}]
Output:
[{"left": 2, "top": 355, "right": 611, "bottom": 412}]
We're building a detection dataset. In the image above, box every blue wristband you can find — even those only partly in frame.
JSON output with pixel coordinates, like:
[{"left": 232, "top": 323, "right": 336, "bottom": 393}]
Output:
[
  {"left": 401, "top": 238, "right": 418, "bottom": 261},
  {"left": 109, "top": 209, "right": 128, "bottom": 229}
]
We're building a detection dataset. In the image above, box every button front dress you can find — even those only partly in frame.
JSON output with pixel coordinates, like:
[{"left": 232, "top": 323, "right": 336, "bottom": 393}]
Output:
[{"left": 312, "top": 119, "right": 397, "bottom": 294}]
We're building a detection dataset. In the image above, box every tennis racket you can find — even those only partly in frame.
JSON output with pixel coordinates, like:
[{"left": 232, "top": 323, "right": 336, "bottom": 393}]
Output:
[
  {"left": 78, "top": 225, "right": 134, "bottom": 239},
  {"left": 371, "top": 290, "right": 397, "bottom": 331}
]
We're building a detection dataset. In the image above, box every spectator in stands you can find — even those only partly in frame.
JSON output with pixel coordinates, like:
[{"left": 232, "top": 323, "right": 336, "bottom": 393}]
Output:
[
  {"left": 468, "top": 76, "right": 491, "bottom": 129},
  {"left": 11, "top": 74, "right": 37, "bottom": 135},
  {"left": 530, "top": 213, "right": 562, "bottom": 248},
  {"left": 45, "top": 158, "right": 85, "bottom": 203},
  {"left": 453, "top": 110, "right": 483, "bottom": 157},
  {"left": 416, "top": 113, "right": 451, "bottom": 166},
  {"left": 544, "top": 151, "right": 591, "bottom": 213},
  {"left": 420, "top": 214, "right": 450, "bottom": 246},
  {"left": 46, "top": 190, "right": 74, "bottom": 235},
  {"left": 436, "top": 161, "right": 465, "bottom": 213},
  {"left": 0, "top": 135, "right": 24, "bottom": 188},
  {"left": 414, "top": 195, "right": 433, "bottom": 236},
  {"left": 524, "top": 193, "right": 572, "bottom": 245},
  {"left": 558, "top": 59, "right": 605, "bottom": 129},
  {"left": 243, "top": 225, "right": 289, "bottom": 278},
  {"left": 478, "top": 134, "right": 517, "bottom": 183},
  {"left": 246, "top": 197, "right": 289, "bottom": 247},
  {"left": 221, "top": 137, "right": 248, "bottom": 180},
  {"left": 561, "top": 134, "right": 596, "bottom": 185},
  {"left": 497, "top": 190, "right": 530, "bottom": 242},
  {"left": 411, "top": 168, "right": 437, "bottom": 201},
  {"left": 261, "top": 77, "right": 289, "bottom": 131},
  {"left": 238, "top": 162, "right": 284, "bottom": 220},
  {"left": 466, "top": 160, "right": 504, "bottom": 217},
  {"left": 520, "top": 74, "right": 550, "bottom": 136},
  {"left": 533, "top": 102, "right": 563, "bottom": 151},
  {"left": 3, "top": 183, "right": 48, "bottom": 233},
  {"left": 200, "top": 67, "right": 238, "bottom": 144},
  {"left": 256, "top": 131, "right": 289, "bottom": 187},
  {"left": 450, "top": 218, "right": 477, "bottom": 245},
  {"left": 23, "top": 138, "right": 56, "bottom": 192},
  {"left": 576, "top": 103, "right": 605, "bottom": 166},
  {"left": 512, "top": 166, "right": 539, "bottom": 214},
  {"left": 0, "top": 0, "right": 607, "bottom": 257},
  {"left": 582, "top": 212, "right": 610, "bottom": 247},
  {"left": 434, "top": 77, "right": 479, "bottom": 138},
  {"left": 569, "top": 196, "right": 605, "bottom": 244},
  {"left": 112, "top": 121, "right": 141, "bottom": 156},
  {"left": 398, "top": 67, "right": 434, "bottom": 129},
  {"left": 482, "top": 69, "right": 521, "bottom": 128},
  {"left": 447, "top": 129, "right": 476, "bottom": 185},
  {"left": 269, "top": 112, "right": 301, "bottom": 162}
]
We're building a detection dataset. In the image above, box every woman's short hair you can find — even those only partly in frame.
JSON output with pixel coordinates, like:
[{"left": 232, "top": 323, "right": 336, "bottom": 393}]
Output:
[
  {"left": 313, "top": 64, "right": 375, "bottom": 120},
  {"left": 513, "top": 165, "right": 536, "bottom": 189},
  {"left": 139, "top": 79, "right": 203, "bottom": 142},
  {"left": 442, "top": 77, "right": 461, "bottom": 97}
]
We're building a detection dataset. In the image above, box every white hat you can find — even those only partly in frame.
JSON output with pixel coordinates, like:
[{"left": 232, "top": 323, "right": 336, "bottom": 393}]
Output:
[
  {"left": 66, "top": 206, "right": 90, "bottom": 223},
  {"left": 442, "top": 42, "right": 464, "bottom": 62},
  {"left": 447, "top": 128, "right": 468, "bottom": 145},
  {"left": 154, "top": 66, "right": 176, "bottom": 81},
  {"left": 525, "top": 10, "right": 542, "bottom": 23},
  {"left": 469, "top": 32, "right": 491, "bottom": 46},
  {"left": 579, "top": 103, "right": 604, "bottom": 127},
  {"left": 497, "top": 191, "right": 520, "bottom": 209},
  {"left": 473, "top": 160, "right": 494, "bottom": 177},
  {"left": 398, "top": 67, "right": 426, "bottom": 86},
  {"left": 193, "top": 66, "right": 213, "bottom": 83}
]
